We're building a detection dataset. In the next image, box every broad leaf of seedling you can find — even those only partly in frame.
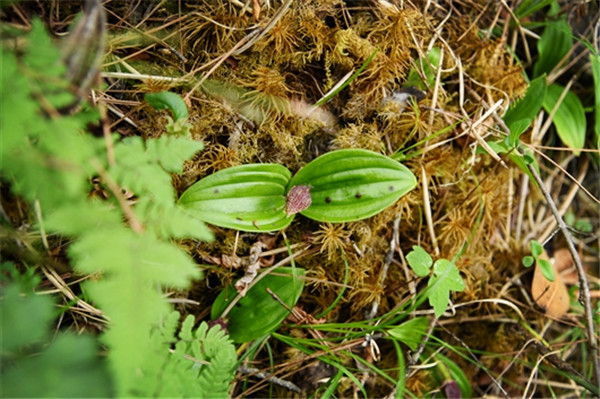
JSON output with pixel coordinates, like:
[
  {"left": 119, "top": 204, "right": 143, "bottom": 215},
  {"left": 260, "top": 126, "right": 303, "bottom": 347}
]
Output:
[
  {"left": 427, "top": 259, "right": 464, "bottom": 318},
  {"left": 406, "top": 245, "right": 433, "bottom": 277},
  {"left": 530, "top": 240, "right": 544, "bottom": 258},
  {"left": 533, "top": 18, "right": 572, "bottom": 78},
  {"left": 145, "top": 91, "right": 189, "bottom": 121},
  {"left": 387, "top": 317, "right": 429, "bottom": 350},
  {"left": 542, "top": 84, "right": 586, "bottom": 155},
  {"left": 503, "top": 75, "right": 546, "bottom": 146},
  {"left": 211, "top": 267, "right": 305, "bottom": 343},
  {"left": 179, "top": 164, "right": 294, "bottom": 232},
  {"left": 404, "top": 47, "right": 441, "bottom": 90}
]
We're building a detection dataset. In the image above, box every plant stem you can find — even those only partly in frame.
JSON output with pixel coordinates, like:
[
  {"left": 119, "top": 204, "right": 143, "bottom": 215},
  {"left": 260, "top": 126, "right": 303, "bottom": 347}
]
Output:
[{"left": 522, "top": 149, "right": 599, "bottom": 385}]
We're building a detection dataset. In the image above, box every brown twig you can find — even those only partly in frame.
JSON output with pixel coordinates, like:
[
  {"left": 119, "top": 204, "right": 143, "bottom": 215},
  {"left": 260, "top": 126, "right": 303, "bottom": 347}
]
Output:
[{"left": 520, "top": 148, "right": 600, "bottom": 385}]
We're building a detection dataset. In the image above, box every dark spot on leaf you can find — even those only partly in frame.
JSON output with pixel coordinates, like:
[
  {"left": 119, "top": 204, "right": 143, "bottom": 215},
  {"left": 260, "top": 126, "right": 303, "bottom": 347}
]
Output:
[
  {"left": 355, "top": 193, "right": 362, "bottom": 199},
  {"left": 236, "top": 217, "right": 243, "bottom": 221},
  {"left": 214, "top": 188, "right": 219, "bottom": 194},
  {"left": 388, "top": 186, "right": 394, "bottom": 191},
  {"left": 325, "top": 197, "right": 331, "bottom": 203}
]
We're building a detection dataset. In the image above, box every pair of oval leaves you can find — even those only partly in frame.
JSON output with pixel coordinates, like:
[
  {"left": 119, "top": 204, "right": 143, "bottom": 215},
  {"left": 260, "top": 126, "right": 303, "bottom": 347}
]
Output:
[{"left": 178, "top": 149, "right": 417, "bottom": 232}]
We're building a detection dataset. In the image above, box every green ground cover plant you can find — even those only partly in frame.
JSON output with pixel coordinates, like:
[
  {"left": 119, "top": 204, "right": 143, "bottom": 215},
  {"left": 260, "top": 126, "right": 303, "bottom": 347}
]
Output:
[{"left": 1, "top": 0, "right": 598, "bottom": 397}]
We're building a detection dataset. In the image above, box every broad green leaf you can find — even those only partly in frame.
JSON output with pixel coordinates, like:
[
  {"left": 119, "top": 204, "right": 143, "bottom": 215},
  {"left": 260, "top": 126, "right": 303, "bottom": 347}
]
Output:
[
  {"left": 288, "top": 149, "right": 417, "bottom": 223},
  {"left": 179, "top": 164, "right": 294, "bottom": 232},
  {"left": 387, "top": 317, "right": 429, "bottom": 350},
  {"left": 538, "top": 258, "right": 555, "bottom": 282},
  {"left": 427, "top": 259, "right": 464, "bottom": 318},
  {"left": 522, "top": 255, "right": 535, "bottom": 268},
  {"left": 503, "top": 75, "right": 546, "bottom": 145},
  {"left": 145, "top": 91, "right": 189, "bottom": 121},
  {"left": 530, "top": 240, "right": 543, "bottom": 258},
  {"left": 404, "top": 47, "right": 441, "bottom": 90},
  {"left": 542, "top": 84, "right": 586, "bottom": 155},
  {"left": 211, "top": 267, "right": 305, "bottom": 343},
  {"left": 533, "top": 19, "right": 572, "bottom": 78},
  {"left": 406, "top": 246, "right": 433, "bottom": 277}
]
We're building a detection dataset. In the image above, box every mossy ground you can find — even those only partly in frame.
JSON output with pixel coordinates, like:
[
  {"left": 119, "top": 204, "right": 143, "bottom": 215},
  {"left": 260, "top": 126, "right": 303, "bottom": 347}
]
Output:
[{"left": 2, "top": 1, "right": 598, "bottom": 397}]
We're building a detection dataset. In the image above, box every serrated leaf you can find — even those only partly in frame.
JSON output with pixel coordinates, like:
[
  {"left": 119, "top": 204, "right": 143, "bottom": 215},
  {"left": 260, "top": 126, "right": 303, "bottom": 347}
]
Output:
[
  {"left": 0, "top": 274, "right": 112, "bottom": 397},
  {"left": 406, "top": 246, "right": 433, "bottom": 277},
  {"left": 542, "top": 84, "right": 586, "bottom": 155},
  {"left": 533, "top": 19, "right": 572, "bottom": 78},
  {"left": 145, "top": 91, "right": 189, "bottom": 121},
  {"left": 140, "top": 202, "right": 213, "bottom": 241},
  {"left": 211, "top": 267, "right": 305, "bottom": 343},
  {"left": 0, "top": 277, "right": 53, "bottom": 353},
  {"left": 387, "top": 317, "right": 429, "bottom": 350},
  {"left": 503, "top": 75, "right": 546, "bottom": 145},
  {"left": 1, "top": 334, "right": 113, "bottom": 398},
  {"left": 45, "top": 201, "right": 122, "bottom": 235},
  {"left": 145, "top": 136, "right": 203, "bottom": 174},
  {"left": 136, "top": 313, "right": 236, "bottom": 398},
  {"left": 427, "top": 259, "right": 464, "bottom": 318}
]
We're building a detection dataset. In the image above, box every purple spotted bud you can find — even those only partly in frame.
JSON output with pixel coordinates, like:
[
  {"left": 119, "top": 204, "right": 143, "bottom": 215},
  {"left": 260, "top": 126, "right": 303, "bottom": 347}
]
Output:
[{"left": 285, "top": 185, "right": 312, "bottom": 217}]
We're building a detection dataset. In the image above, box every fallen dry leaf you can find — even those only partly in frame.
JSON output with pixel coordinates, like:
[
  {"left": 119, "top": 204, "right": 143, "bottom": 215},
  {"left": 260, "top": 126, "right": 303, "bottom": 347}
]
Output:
[{"left": 531, "top": 251, "right": 570, "bottom": 318}]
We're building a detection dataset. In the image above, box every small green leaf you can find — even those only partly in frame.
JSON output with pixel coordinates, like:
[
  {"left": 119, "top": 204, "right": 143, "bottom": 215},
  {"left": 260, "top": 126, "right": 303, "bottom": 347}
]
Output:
[
  {"left": 533, "top": 19, "right": 572, "bottom": 78},
  {"left": 530, "top": 240, "right": 543, "bottom": 258},
  {"left": 211, "top": 267, "right": 305, "bottom": 343},
  {"left": 542, "top": 84, "right": 586, "bottom": 155},
  {"left": 406, "top": 246, "right": 433, "bottom": 277},
  {"left": 503, "top": 75, "right": 546, "bottom": 146},
  {"left": 480, "top": 140, "right": 540, "bottom": 185},
  {"left": 404, "top": 47, "right": 441, "bottom": 90},
  {"left": 387, "top": 317, "right": 429, "bottom": 350},
  {"left": 145, "top": 91, "right": 189, "bottom": 121},
  {"left": 538, "top": 258, "right": 555, "bottom": 282},
  {"left": 287, "top": 149, "right": 417, "bottom": 223},
  {"left": 178, "top": 164, "right": 294, "bottom": 232},
  {"left": 427, "top": 259, "right": 464, "bottom": 318},
  {"left": 522, "top": 256, "right": 535, "bottom": 268}
]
